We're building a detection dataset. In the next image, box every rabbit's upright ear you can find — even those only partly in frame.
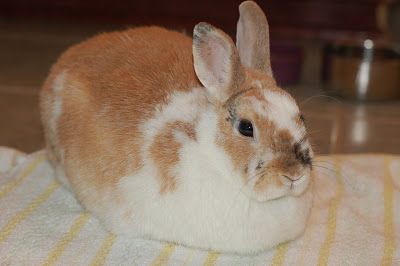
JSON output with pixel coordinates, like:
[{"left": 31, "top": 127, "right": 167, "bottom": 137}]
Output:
[
  {"left": 193, "top": 22, "right": 244, "bottom": 103},
  {"left": 236, "top": 1, "right": 273, "bottom": 77}
]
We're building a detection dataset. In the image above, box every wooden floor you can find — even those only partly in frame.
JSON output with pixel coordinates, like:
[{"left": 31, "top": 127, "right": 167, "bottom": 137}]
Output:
[{"left": 1, "top": 20, "right": 399, "bottom": 154}]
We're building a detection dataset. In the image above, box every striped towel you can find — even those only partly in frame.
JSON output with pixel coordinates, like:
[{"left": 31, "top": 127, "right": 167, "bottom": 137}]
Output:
[{"left": 0, "top": 147, "right": 399, "bottom": 265}]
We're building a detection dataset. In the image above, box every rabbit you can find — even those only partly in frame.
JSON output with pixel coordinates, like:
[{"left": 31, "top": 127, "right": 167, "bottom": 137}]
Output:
[{"left": 40, "top": 1, "right": 313, "bottom": 254}]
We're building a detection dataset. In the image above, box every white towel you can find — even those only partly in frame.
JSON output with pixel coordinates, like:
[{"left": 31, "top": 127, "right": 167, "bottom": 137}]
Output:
[{"left": 0, "top": 147, "right": 399, "bottom": 265}]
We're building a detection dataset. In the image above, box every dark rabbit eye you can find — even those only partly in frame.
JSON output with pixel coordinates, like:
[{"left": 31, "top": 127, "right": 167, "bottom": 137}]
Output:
[{"left": 238, "top": 119, "right": 254, "bottom": 137}]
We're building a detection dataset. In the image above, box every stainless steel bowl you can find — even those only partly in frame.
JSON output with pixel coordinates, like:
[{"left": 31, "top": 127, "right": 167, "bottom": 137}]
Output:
[{"left": 327, "top": 39, "right": 400, "bottom": 101}]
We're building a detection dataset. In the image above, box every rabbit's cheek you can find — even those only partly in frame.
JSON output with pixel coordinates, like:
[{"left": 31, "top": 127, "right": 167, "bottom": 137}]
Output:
[{"left": 216, "top": 117, "right": 257, "bottom": 180}]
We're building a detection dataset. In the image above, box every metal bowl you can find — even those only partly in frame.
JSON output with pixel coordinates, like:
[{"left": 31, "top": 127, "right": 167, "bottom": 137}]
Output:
[{"left": 326, "top": 39, "right": 400, "bottom": 101}]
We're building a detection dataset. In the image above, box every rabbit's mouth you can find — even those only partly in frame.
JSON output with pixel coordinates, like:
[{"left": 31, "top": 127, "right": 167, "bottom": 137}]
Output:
[
  {"left": 242, "top": 171, "right": 312, "bottom": 203},
  {"left": 280, "top": 174, "right": 308, "bottom": 194}
]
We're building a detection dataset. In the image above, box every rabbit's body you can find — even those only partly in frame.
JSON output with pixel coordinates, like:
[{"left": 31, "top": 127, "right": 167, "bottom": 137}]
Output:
[
  {"left": 41, "top": 26, "right": 199, "bottom": 188},
  {"left": 40, "top": 2, "right": 314, "bottom": 254}
]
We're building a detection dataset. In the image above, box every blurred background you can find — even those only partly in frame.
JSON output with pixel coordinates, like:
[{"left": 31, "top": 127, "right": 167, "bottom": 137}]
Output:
[{"left": 0, "top": 0, "right": 399, "bottom": 154}]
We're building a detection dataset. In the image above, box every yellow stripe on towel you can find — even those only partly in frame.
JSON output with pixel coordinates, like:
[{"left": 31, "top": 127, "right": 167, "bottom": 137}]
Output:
[
  {"left": 0, "top": 179, "right": 60, "bottom": 244},
  {"left": 317, "top": 157, "right": 344, "bottom": 266},
  {"left": 91, "top": 233, "right": 116, "bottom": 266},
  {"left": 203, "top": 251, "right": 219, "bottom": 266},
  {"left": 42, "top": 212, "right": 90, "bottom": 266},
  {"left": 0, "top": 156, "right": 45, "bottom": 200},
  {"left": 270, "top": 242, "right": 289, "bottom": 266},
  {"left": 151, "top": 243, "right": 176, "bottom": 266},
  {"left": 381, "top": 157, "right": 395, "bottom": 266}
]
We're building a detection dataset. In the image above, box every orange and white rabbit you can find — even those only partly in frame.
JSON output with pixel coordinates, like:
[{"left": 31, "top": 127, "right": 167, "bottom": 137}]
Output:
[{"left": 40, "top": 1, "right": 313, "bottom": 254}]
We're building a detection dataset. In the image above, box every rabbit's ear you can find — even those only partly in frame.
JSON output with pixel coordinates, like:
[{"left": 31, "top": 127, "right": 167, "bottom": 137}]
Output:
[
  {"left": 236, "top": 1, "right": 273, "bottom": 77},
  {"left": 193, "top": 22, "right": 244, "bottom": 103}
]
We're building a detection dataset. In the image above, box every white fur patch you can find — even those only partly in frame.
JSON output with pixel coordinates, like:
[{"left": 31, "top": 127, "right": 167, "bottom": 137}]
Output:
[
  {"left": 264, "top": 90, "right": 305, "bottom": 141},
  {"left": 105, "top": 87, "right": 313, "bottom": 254},
  {"left": 247, "top": 88, "right": 305, "bottom": 143},
  {"left": 141, "top": 88, "right": 205, "bottom": 169},
  {"left": 53, "top": 82, "right": 312, "bottom": 254}
]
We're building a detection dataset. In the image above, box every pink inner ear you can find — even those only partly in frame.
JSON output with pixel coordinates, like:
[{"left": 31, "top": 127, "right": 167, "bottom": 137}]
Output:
[
  {"left": 196, "top": 33, "right": 231, "bottom": 90},
  {"left": 193, "top": 23, "right": 244, "bottom": 102}
]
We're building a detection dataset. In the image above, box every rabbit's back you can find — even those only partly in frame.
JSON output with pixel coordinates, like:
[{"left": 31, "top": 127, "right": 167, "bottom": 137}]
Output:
[
  {"left": 40, "top": 26, "right": 199, "bottom": 191},
  {"left": 44, "top": 26, "right": 198, "bottom": 116}
]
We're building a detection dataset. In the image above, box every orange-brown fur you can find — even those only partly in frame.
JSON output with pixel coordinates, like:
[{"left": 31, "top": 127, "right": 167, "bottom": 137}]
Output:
[
  {"left": 150, "top": 121, "right": 196, "bottom": 194},
  {"left": 41, "top": 22, "right": 305, "bottom": 204},
  {"left": 37, "top": 1, "right": 313, "bottom": 254},
  {"left": 216, "top": 114, "right": 256, "bottom": 177},
  {"left": 214, "top": 70, "right": 269, "bottom": 175},
  {"left": 253, "top": 125, "right": 302, "bottom": 192},
  {"left": 41, "top": 27, "right": 201, "bottom": 199}
]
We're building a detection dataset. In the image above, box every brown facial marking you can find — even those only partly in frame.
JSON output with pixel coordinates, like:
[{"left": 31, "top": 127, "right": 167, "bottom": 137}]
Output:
[
  {"left": 252, "top": 121, "right": 304, "bottom": 193},
  {"left": 215, "top": 74, "right": 289, "bottom": 185},
  {"left": 253, "top": 155, "right": 302, "bottom": 193},
  {"left": 150, "top": 121, "right": 196, "bottom": 194},
  {"left": 214, "top": 69, "right": 305, "bottom": 194},
  {"left": 216, "top": 114, "right": 255, "bottom": 182},
  {"left": 270, "top": 128, "right": 294, "bottom": 153},
  {"left": 269, "top": 127, "right": 302, "bottom": 175}
]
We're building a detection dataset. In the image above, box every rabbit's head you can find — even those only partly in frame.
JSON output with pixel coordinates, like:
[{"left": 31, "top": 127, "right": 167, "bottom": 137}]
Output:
[{"left": 193, "top": 1, "right": 313, "bottom": 202}]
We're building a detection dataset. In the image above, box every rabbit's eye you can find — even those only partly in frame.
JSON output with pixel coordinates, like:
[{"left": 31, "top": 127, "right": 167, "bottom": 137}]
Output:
[{"left": 238, "top": 119, "right": 253, "bottom": 137}]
